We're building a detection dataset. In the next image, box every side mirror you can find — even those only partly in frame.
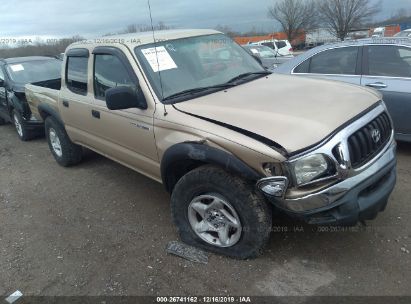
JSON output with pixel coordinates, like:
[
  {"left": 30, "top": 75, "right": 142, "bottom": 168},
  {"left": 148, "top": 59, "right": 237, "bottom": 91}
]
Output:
[{"left": 105, "top": 86, "right": 147, "bottom": 110}]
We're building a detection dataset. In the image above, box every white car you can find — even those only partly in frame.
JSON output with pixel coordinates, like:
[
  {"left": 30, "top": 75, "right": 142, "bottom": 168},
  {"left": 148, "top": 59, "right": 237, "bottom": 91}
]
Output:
[
  {"left": 394, "top": 29, "right": 411, "bottom": 38},
  {"left": 372, "top": 27, "right": 385, "bottom": 38},
  {"left": 250, "top": 39, "right": 293, "bottom": 57}
]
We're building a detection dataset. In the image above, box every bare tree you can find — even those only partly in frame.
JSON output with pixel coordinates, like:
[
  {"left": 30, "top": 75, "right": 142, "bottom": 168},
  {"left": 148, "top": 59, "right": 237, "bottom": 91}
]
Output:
[
  {"left": 318, "top": 0, "right": 380, "bottom": 40},
  {"left": 268, "top": 0, "right": 318, "bottom": 43}
]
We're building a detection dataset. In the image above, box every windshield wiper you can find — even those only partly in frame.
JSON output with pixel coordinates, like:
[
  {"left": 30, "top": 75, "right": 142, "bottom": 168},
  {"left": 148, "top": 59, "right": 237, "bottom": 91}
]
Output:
[
  {"left": 226, "top": 71, "right": 271, "bottom": 84},
  {"left": 162, "top": 71, "right": 271, "bottom": 103},
  {"left": 162, "top": 83, "right": 236, "bottom": 102}
]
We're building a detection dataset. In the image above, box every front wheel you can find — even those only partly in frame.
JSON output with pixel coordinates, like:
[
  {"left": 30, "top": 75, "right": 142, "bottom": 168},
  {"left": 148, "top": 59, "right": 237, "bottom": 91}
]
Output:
[
  {"left": 45, "top": 116, "right": 83, "bottom": 167},
  {"left": 171, "top": 165, "right": 272, "bottom": 259}
]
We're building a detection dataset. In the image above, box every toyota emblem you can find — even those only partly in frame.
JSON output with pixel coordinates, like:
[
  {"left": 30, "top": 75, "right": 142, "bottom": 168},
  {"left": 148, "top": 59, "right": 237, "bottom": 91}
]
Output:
[{"left": 371, "top": 129, "right": 381, "bottom": 143}]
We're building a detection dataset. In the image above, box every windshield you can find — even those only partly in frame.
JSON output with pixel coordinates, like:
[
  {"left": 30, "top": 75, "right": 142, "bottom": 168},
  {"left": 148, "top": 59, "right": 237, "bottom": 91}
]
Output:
[
  {"left": 245, "top": 45, "right": 277, "bottom": 58},
  {"left": 6, "top": 59, "right": 61, "bottom": 84},
  {"left": 134, "top": 34, "right": 265, "bottom": 102}
]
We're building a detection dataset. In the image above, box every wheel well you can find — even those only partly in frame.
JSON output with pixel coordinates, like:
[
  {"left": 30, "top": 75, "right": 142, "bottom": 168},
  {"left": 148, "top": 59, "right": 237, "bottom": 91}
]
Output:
[
  {"left": 161, "top": 143, "right": 261, "bottom": 193},
  {"left": 165, "top": 159, "right": 206, "bottom": 193},
  {"left": 37, "top": 105, "right": 64, "bottom": 126},
  {"left": 38, "top": 108, "right": 51, "bottom": 121}
]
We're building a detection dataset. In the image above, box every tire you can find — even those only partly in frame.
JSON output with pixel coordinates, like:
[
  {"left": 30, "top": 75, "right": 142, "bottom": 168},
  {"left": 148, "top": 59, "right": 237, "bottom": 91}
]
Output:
[
  {"left": 171, "top": 165, "right": 272, "bottom": 259},
  {"left": 45, "top": 116, "right": 83, "bottom": 167},
  {"left": 0, "top": 116, "right": 6, "bottom": 125},
  {"left": 12, "top": 110, "right": 33, "bottom": 141}
]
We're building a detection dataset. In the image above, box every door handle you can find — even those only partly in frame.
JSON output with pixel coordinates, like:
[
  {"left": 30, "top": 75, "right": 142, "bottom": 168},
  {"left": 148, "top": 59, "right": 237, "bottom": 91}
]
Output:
[
  {"left": 62, "top": 100, "right": 69, "bottom": 107},
  {"left": 366, "top": 82, "right": 387, "bottom": 89},
  {"left": 91, "top": 110, "right": 100, "bottom": 119}
]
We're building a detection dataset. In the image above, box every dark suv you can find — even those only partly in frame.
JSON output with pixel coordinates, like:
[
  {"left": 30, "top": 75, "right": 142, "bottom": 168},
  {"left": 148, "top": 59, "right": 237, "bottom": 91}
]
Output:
[{"left": 0, "top": 56, "right": 61, "bottom": 140}]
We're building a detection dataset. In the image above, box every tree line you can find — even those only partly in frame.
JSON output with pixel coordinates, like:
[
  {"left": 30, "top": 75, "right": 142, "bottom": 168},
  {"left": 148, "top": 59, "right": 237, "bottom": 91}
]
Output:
[
  {"left": 0, "top": 1, "right": 408, "bottom": 59},
  {"left": 268, "top": 0, "right": 381, "bottom": 42},
  {"left": 0, "top": 22, "right": 172, "bottom": 59}
]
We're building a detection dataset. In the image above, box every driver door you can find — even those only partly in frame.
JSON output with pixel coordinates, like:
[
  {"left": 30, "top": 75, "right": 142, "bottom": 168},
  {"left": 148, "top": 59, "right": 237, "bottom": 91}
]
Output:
[{"left": 89, "top": 46, "right": 159, "bottom": 180}]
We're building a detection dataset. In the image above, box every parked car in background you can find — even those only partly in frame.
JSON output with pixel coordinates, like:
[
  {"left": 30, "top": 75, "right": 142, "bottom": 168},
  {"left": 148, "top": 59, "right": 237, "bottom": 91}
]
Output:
[
  {"left": 251, "top": 39, "right": 293, "bottom": 57},
  {"left": 394, "top": 29, "right": 411, "bottom": 38},
  {"left": 372, "top": 27, "right": 385, "bottom": 38},
  {"left": 26, "top": 30, "right": 396, "bottom": 258},
  {"left": 275, "top": 38, "right": 411, "bottom": 142},
  {"left": 242, "top": 45, "right": 293, "bottom": 70},
  {"left": 0, "top": 56, "right": 61, "bottom": 140}
]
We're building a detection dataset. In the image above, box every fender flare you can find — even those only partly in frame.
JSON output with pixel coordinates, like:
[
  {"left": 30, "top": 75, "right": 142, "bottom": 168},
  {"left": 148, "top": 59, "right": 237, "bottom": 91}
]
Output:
[
  {"left": 38, "top": 103, "right": 64, "bottom": 126},
  {"left": 160, "top": 142, "right": 261, "bottom": 193}
]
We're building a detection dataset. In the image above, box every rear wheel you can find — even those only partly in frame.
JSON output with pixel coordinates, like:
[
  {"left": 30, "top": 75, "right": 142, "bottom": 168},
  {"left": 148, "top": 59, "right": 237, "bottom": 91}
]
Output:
[
  {"left": 45, "top": 116, "right": 83, "bottom": 167},
  {"left": 12, "top": 110, "right": 33, "bottom": 141},
  {"left": 171, "top": 165, "right": 272, "bottom": 259}
]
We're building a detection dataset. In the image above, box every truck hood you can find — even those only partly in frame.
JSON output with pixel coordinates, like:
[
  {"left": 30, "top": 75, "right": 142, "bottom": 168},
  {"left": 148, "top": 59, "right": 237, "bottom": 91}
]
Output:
[{"left": 174, "top": 74, "right": 380, "bottom": 154}]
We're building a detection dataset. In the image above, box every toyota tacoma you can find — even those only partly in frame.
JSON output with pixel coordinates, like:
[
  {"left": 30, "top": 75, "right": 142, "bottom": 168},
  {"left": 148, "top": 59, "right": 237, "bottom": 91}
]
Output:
[{"left": 25, "top": 30, "right": 397, "bottom": 258}]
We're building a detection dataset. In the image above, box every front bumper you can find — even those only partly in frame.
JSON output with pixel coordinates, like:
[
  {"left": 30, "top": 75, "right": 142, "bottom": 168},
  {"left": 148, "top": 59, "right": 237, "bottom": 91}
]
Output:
[{"left": 262, "top": 139, "right": 397, "bottom": 226}]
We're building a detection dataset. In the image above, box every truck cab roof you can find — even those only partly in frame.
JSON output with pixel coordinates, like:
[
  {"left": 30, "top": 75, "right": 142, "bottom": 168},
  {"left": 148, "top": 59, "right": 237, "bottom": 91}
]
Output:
[{"left": 70, "top": 29, "right": 222, "bottom": 49}]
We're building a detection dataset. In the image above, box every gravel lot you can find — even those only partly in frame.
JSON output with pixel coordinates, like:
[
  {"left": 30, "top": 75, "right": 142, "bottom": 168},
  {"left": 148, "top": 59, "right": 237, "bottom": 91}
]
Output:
[{"left": 0, "top": 124, "right": 410, "bottom": 297}]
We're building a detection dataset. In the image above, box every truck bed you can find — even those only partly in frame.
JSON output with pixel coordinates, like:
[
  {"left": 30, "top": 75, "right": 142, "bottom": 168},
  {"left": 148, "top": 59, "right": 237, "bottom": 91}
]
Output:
[{"left": 25, "top": 79, "right": 61, "bottom": 122}]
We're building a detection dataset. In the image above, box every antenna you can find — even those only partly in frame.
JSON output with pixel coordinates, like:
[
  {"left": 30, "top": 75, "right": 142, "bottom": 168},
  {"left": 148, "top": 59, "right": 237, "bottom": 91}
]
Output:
[{"left": 147, "top": 0, "right": 168, "bottom": 116}]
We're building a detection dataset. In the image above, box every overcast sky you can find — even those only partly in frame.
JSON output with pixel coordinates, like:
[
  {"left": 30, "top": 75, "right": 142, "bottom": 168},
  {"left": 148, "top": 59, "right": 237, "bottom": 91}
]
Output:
[{"left": 1, "top": 0, "right": 411, "bottom": 40}]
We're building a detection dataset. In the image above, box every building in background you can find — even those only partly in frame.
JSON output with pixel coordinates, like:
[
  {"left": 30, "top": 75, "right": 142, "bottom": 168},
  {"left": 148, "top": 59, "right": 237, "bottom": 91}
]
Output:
[
  {"left": 234, "top": 32, "right": 305, "bottom": 47},
  {"left": 305, "top": 28, "right": 338, "bottom": 47},
  {"left": 234, "top": 24, "right": 405, "bottom": 50},
  {"left": 370, "top": 25, "right": 401, "bottom": 37}
]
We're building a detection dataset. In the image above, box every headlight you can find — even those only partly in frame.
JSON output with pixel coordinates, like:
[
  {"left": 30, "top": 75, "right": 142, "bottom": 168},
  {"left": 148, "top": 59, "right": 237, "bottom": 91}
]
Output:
[{"left": 293, "top": 154, "right": 332, "bottom": 186}]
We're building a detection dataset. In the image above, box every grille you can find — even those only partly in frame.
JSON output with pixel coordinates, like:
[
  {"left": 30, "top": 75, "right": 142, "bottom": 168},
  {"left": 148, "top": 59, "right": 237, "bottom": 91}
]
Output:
[{"left": 347, "top": 112, "right": 392, "bottom": 168}]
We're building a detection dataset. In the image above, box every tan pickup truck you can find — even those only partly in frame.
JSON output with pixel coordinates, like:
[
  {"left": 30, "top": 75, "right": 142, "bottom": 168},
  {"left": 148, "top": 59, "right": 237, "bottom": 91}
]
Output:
[{"left": 26, "top": 29, "right": 397, "bottom": 258}]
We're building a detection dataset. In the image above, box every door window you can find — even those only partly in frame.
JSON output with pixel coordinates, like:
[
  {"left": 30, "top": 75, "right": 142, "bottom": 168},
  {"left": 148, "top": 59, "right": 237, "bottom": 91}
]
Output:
[
  {"left": 294, "top": 59, "right": 310, "bottom": 73},
  {"left": 275, "top": 41, "right": 287, "bottom": 49},
  {"left": 93, "top": 54, "right": 136, "bottom": 99},
  {"left": 294, "top": 47, "right": 358, "bottom": 75},
  {"left": 66, "top": 57, "right": 88, "bottom": 94},
  {"left": 262, "top": 42, "right": 275, "bottom": 50},
  {"left": 367, "top": 45, "right": 411, "bottom": 78},
  {"left": 310, "top": 47, "right": 358, "bottom": 75}
]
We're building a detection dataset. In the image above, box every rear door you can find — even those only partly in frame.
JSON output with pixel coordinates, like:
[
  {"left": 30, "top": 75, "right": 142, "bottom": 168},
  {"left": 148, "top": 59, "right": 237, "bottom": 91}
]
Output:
[
  {"left": 89, "top": 46, "right": 159, "bottom": 179},
  {"left": 361, "top": 44, "right": 411, "bottom": 139},
  {"left": 60, "top": 48, "right": 95, "bottom": 144},
  {"left": 275, "top": 40, "right": 289, "bottom": 56},
  {"left": 292, "top": 45, "right": 362, "bottom": 85}
]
